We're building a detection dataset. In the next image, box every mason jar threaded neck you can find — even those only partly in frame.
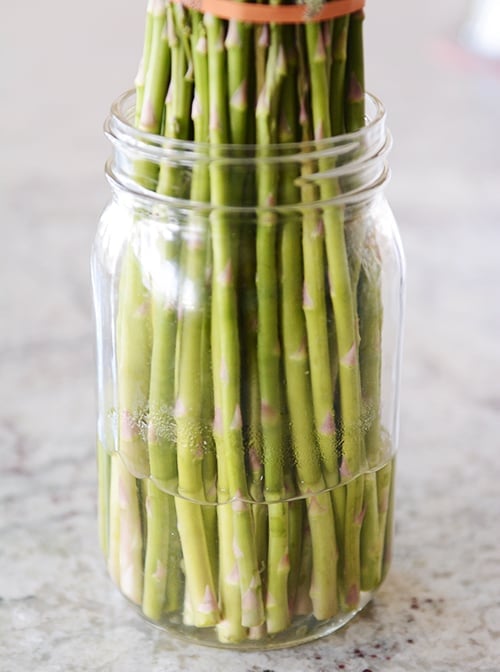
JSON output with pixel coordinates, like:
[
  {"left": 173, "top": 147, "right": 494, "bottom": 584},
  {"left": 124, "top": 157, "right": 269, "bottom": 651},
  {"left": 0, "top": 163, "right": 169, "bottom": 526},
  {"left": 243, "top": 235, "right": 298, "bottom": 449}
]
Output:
[{"left": 104, "top": 89, "right": 391, "bottom": 212}]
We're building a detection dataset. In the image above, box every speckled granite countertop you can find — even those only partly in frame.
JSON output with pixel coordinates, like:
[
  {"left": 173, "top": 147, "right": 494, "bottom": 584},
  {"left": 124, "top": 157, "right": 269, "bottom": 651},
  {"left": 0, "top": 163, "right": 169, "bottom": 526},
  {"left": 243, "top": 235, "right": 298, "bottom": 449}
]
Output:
[{"left": 1, "top": 1, "right": 499, "bottom": 670}]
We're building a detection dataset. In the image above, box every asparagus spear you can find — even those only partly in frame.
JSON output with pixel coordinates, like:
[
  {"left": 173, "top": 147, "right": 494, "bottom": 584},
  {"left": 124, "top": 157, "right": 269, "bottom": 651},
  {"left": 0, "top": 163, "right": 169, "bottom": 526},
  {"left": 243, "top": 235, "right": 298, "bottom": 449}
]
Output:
[
  {"left": 205, "top": 13, "right": 265, "bottom": 629},
  {"left": 134, "top": 0, "right": 154, "bottom": 126},
  {"left": 255, "top": 20, "right": 293, "bottom": 633},
  {"left": 345, "top": 10, "right": 365, "bottom": 132}
]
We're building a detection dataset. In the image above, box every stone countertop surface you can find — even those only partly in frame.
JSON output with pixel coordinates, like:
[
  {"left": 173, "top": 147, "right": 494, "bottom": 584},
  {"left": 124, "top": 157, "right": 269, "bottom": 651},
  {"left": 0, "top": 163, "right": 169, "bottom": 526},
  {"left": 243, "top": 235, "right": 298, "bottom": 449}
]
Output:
[{"left": 1, "top": 1, "right": 499, "bottom": 670}]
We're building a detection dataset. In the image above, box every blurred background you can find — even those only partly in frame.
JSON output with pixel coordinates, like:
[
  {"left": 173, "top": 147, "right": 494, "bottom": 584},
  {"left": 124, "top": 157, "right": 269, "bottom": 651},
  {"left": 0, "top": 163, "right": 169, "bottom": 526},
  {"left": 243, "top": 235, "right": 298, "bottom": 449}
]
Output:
[{"left": 1, "top": 0, "right": 499, "bottom": 669}]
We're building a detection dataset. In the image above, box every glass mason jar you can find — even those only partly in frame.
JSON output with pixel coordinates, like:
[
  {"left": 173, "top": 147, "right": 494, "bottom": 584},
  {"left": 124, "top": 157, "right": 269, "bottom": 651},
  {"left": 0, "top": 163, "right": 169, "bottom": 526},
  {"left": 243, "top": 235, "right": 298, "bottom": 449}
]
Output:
[{"left": 91, "top": 90, "right": 404, "bottom": 649}]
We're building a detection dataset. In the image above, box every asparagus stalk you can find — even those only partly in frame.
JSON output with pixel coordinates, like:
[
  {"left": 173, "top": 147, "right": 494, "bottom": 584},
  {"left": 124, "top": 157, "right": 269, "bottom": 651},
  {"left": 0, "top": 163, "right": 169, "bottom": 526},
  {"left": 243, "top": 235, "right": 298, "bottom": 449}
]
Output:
[
  {"left": 152, "top": 4, "right": 221, "bottom": 628},
  {"left": 110, "top": 4, "right": 172, "bottom": 615},
  {"left": 357, "top": 252, "right": 392, "bottom": 590},
  {"left": 116, "top": 243, "right": 152, "bottom": 479},
  {"left": 142, "top": 480, "right": 171, "bottom": 619},
  {"left": 227, "top": 17, "right": 269, "bottom": 597},
  {"left": 331, "top": 16, "right": 350, "bottom": 135},
  {"left": 116, "top": 455, "right": 144, "bottom": 605},
  {"left": 97, "top": 441, "right": 111, "bottom": 558},
  {"left": 296, "top": 31, "right": 338, "bottom": 487},
  {"left": 255, "top": 20, "right": 292, "bottom": 634},
  {"left": 193, "top": 13, "right": 220, "bottom": 589},
  {"left": 212, "top": 303, "right": 248, "bottom": 642},
  {"left": 205, "top": 13, "right": 265, "bottom": 629},
  {"left": 134, "top": 0, "right": 155, "bottom": 126},
  {"left": 345, "top": 10, "right": 365, "bottom": 132},
  {"left": 107, "top": 452, "right": 122, "bottom": 587},
  {"left": 303, "top": 18, "right": 367, "bottom": 610}
]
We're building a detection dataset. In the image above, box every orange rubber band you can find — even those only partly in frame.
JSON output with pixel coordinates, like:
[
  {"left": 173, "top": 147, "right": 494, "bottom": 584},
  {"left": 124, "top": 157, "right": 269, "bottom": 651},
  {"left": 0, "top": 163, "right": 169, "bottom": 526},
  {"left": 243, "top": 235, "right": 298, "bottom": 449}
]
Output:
[{"left": 177, "top": 0, "right": 365, "bottom": 24}]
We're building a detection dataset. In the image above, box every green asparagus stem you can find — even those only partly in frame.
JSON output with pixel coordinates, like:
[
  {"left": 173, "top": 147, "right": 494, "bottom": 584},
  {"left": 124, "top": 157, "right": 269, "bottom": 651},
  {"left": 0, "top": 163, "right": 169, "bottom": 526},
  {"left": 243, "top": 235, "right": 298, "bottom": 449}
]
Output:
[
  {"left": 345, "top": 10, "right": 365, "bottom": 132},
  {"left": 292, "top": 518, "right": 313, "bottom": 616},
  {"left": 142, "top": 480, "right": 171, "bottom": 619},
  {"left": 110, "top": 3, "right": 171, "bottom": 619},
  {"left": 205, "top": 13, "right": 265, "bottom": 629},
  {"left": 137, "top": 0, "right": 170, "bottom": 136},
  {"left": 211, "top": 290, "right": 248, "bottom": 642},
  {"left": 296, "top": 59, "right": 338, "bottom": 486},
  {"left": 360, "top": 470, "right": 381, "bottom": 590},
  {"left": 358, "top": 262, "right": 384, "bottom": 467},
  {"left": 97, "top": 441, "right": 111, "bottom": 558},
  {"left": 117, "top": 243, "right": 152, "bottom": 478},
  {"left": 296, "top": 31, "right": 347, "bottom": 580},
  {"left": 255, "top": 20, "right": 292, "bottom": 634},
  {"left": 135, "top": 0, "right": 170, "bottom": 189},
  {"left": 331, "top": 16, "right": 350, "bottom": 135},
  {"left": 107, "top": 453, "right": 121, "bottom": 587},
  {"left": 358, "top": 256, "right": 386, "bottom": 590},
  {"left": 286, "top": 485, "right": 305, "bottom": 614},
  {"left": 280, "top": 236, "right": 339, "bottom": 620},
  {"left": 135, "top": 0, "right": 157, "bottom": 127},
  {"left": 116, "top": 456, "right": 144, "bottom": 605},
  {"left": 304, "top": 19, "right": 368, "bottom": 610},
  {"left": 381, "top": 459, "right": 396, "bottom": 581},
  {"left": 152, "top": 5, "right": 221, "bottom": 628}
]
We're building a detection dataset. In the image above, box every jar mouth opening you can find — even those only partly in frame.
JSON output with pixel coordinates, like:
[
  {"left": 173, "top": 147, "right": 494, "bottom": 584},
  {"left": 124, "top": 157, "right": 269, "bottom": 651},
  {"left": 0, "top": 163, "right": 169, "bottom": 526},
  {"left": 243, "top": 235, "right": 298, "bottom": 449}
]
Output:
[
  {"left": 105, "top": 89, "right": 390, "bottom": 210},
  {"left": 106, "top": 89, "right": 386, "bottom": 160}
]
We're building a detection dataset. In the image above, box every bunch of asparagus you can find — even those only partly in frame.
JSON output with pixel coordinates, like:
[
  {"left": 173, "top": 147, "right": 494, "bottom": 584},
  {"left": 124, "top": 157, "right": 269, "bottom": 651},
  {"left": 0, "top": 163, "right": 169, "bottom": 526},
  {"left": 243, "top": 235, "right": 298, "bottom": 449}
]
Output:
[{"left": 97, "top": 0, "right": 395, "bottom": 644}]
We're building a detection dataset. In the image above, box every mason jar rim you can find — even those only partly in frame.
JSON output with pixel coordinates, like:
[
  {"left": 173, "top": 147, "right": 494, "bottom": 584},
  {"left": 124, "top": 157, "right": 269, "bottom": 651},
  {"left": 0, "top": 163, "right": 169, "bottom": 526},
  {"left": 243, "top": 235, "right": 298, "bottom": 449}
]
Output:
[
  {"left": 104, "top": 89, "right": 391, "bottom": 211},
  {"left": 106, "top": 89, "right": 387, "bottom": 160}
]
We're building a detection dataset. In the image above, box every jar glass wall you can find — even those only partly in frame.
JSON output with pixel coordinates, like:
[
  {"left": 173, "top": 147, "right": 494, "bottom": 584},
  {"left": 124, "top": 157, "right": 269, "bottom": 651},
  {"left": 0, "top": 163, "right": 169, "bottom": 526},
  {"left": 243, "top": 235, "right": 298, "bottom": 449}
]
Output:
[{"left": 91, "top": 91, "right": 404, "bottom": 649}]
